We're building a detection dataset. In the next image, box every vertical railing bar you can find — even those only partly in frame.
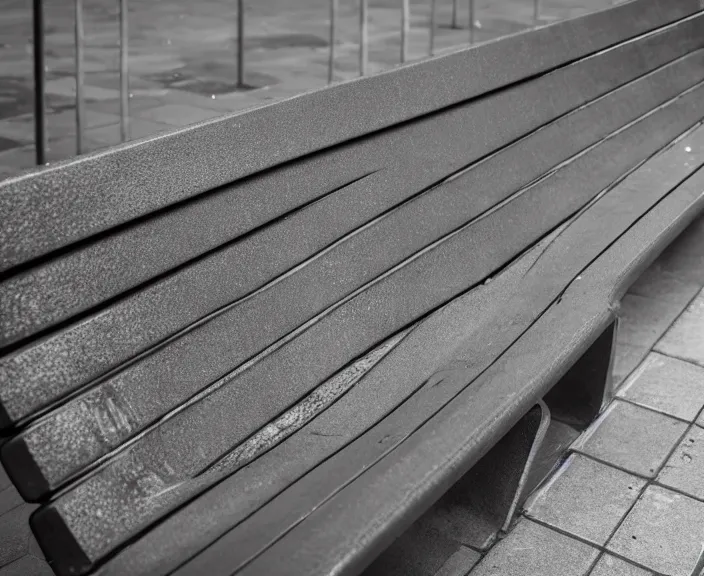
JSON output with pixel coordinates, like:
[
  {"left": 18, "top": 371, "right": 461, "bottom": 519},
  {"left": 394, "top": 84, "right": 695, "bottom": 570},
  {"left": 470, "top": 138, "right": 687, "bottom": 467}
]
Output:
[
  {"left": 401, "top": 0, "right": 409, "bottom": 63},
  {"left": 429, "top": 0, "right": 436, "bottom": 56},
  {"left": 33, "top": 0, "right": 46, "bottom": 165},
  {"left": 359, "top": 0, "right": 367, "bottom": 76},
  {"left": 469, "top": 0, "right": 475, "bottom": 44},
  {"left": 75, "top": 0, "right": 85, "bottom": 154},
  {"left": 452, "top": 0, "right": 459, "bottom": 29},
  {"left": 237, "top": 0, "right": 245, "bottom": 88},
  {"left": 328, "top": 0, "right": 337, "bottom": 83},
  {"left": 119, "top": 0, "right": 129, "bottom": 142},
  {"left": 534, "top": 0, "right": 541, "bottom": 24}
]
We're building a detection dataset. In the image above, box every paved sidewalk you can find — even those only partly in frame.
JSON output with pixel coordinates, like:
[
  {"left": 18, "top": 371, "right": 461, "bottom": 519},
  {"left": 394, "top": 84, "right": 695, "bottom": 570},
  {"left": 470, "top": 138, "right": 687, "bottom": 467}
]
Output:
[
  {"left": 467, "top": 214, "right": 704, "bottom": 576},
  {"left": 0, "top": 0, "right": 614, "bottom": 180}
]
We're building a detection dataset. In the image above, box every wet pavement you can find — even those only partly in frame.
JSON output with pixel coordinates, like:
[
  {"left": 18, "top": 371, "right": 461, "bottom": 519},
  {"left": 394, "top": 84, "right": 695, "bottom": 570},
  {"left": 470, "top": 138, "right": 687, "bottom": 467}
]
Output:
[{"left": 0, "top": 0, "right": 613, "bottom": 180}]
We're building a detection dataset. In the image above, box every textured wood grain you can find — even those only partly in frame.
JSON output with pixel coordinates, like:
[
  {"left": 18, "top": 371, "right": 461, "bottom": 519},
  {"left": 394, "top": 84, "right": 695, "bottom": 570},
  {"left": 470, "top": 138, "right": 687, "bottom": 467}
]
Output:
[
  {"left": 24, "top": 115, "right": 704, "bottom": 576},
  {"left": 2, "top": 14, "right": 702, "bottom": 354},
  {"left": 1, "top": 4, "right": 703, "bottom": 576},
  {"left": 1, "top": 24, "right": 703, "bottom": 441},
  {"left": 8, "top": 80, "right": 704, "bottom": 509},
  {"left": 0, "top": 0, "right": 698, "bottom": 275},
  {"left": 194, "top": 136, "right": 704, "bottom": 576}
]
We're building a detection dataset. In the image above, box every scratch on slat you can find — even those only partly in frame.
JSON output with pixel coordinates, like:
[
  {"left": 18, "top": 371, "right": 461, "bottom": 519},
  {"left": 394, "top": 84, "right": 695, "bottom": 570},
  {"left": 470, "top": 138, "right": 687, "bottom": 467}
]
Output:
[{"left": 204, "top": 326, "right": 413, "bottom": 477}]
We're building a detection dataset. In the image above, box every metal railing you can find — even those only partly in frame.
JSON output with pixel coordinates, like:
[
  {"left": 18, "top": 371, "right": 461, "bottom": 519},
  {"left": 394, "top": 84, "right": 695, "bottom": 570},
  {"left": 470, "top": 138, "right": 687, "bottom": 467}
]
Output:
[{"left": 30, "top": 0, "right": 544, "bottom": 166}]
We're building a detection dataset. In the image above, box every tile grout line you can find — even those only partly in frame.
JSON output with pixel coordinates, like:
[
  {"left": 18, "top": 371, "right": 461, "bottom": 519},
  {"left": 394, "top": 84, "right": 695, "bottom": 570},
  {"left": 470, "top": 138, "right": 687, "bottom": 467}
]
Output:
[
  {"left": 526, "top": 280, "right": 704, "bottom": 574},
  {"left": 608, "top": 396, "right": 696, "bottom": 424},
  {"left": 649, "top": 347, "right": 704, "bottom": 370},
  {"left": 470, "top": 214, "right": 704, "bottom": 572},
  {"left": 596, "top": 418, "right": 704, "bottom": 573},
  {"left": 565, "top": 450, "right": 652, "bottom": 481},
  {"left": 522, "top": 516, "right": 665, "bottom": 576},
  {"left": 613, "top": 282, "right": 704, "bottom": 390},
  {"left": 651, "top": 478, "right": 704, "bottom": 505},
  {"left": 507, "top": 268, "right": 704, "bottom": 574},
  {"left": 593, "top": 272, "right": 704, "bottom": 571}
]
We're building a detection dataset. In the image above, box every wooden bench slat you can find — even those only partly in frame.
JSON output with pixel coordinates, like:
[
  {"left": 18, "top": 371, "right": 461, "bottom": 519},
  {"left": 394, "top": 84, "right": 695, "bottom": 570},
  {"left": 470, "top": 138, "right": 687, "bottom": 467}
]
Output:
[
  {"left": 97, "top": 123, "right": 704, "bottom": 576},
  {"left": 8, "top": 78, "right": 701, "bottom": 500},
  {"left": 2, "top": 14, "right": 702, "bottom": 354},
  {"left": 180, "top": 131, "right": 704, "bottom": 576},
  {"left": 0, "top": 0, "right": 697, "bottom": 275},
  {"left": 21, "top": 97, "right": 704, "bottom": 576},
  {"left": 9, "top": 78, "right": 704, "bottom": 503},
  {"left": 1, "top": 4, "right": 703, "bottom": 575},
  {"left": 51, "top": 223, "right": 573, "bottom": 576},
  {"left": 2, "top": 21, "right": 704, "bottom": 434}
]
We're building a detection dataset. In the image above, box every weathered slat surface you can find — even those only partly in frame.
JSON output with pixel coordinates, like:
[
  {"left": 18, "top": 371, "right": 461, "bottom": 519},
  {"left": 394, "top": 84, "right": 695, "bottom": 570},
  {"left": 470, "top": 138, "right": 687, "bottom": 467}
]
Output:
[
  {"left": 186, "top": 132, "right": 704, "bottom": 576},
  {"left": 0, "top": 3, "right": 703, "bottom": 576},
  {"left": 2, "top": 14, "right": 704, "bottom": 354},
  {"left": 0, "top": 0, "right": 698, "bottom": 275},
  {"left": 1, "top": 19, "right": 703, "bottom": 442},
  {"left": 28, "top": 113, "right": 704, "bottom": 576},
  {"left": 101, "top": 129, "right": 704, "bottom": 574},
  {"left": 1, "top": 13, "right": 701, "bottom": 414},
  {"left": 55, "top": 217, "right": 574, "bottom": 576},
  {"left": 7, "top": 77, "right": 704, "bottom": 506}
]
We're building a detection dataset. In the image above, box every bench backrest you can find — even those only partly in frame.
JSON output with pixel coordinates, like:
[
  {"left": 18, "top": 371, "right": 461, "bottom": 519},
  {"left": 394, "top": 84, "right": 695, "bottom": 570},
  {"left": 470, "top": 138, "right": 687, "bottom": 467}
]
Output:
[{"left": 1, "top": 1, "right": 704, "bottom": 574}]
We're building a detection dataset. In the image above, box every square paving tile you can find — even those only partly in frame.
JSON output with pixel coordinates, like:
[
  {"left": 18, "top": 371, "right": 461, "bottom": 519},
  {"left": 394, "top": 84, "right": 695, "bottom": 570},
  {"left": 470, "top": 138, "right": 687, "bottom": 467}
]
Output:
[
  {"left": 590, "top": 554, "right": 652, "bottom": 576},
  {"left": 83, "top": 119, "right": 174, "bottom": 147},
  {"left": 657, "top": 424, "right": 704, "bottom": 501},
  {"left": 628, "top": 262, "right": 701, "bottom": 306},
  {"left": 608, "top": 485, "right": 704, "bottom": 576},
  {"left": 664, "top": 213, "right": 704, "bottom": 258},
  {"left": 135, "top": 103, "right": 225, "bottom": 126},
  {"left": 655, "top": 291, "right": 704, "bottom": 368},
  {"left": 435, "top": 546, "right": 481, "bottom": 576},
  {"left": 617, "top": 294, "right": 689, "bottom": 351},
  {"left": 654, "top": 249, "right": 704, "bottom": 286},
  {"left": 657, "top": 226, "right": 704, "bottom": 285},
  {"left": 611, "top": 343, "right": 650, "bottom": 391},
  {"left": 0, "top": 555, "right": 53, "bottom": 576},
  {"left": 0, "top": 486, "right": 22, "bottom": 517},
  {"left": 0, "top": 464, "right": 10, "bottom": 492},
  {"left": 571, "top": 400, "right": 687, "bottom": 477},
  {"left": 524, "top": 454, "right": 644, "bottom": 545},
  {"left": 0, "top": 503, "right": 32, "bottom": 567},
  {"left": 617, "top": 352, "right": 704, "bottom": 421},
  {"left": 0, "top": 136, "right": 21, "bottom": 154},
  {"left": 28, "top": 531, "right": 44, "bottom": 560},
  {"left": 469, "top": 519, "right": 598, "bottom": 576},
  {"left": 0, "top": 145, "right": 37, "bottom": 180}
]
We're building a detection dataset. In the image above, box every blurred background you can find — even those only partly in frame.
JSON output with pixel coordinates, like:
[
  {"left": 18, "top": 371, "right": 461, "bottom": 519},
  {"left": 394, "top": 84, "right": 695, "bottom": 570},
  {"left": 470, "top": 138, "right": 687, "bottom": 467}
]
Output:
[{"left": 0, "top": 0, "right": 620, "bottom": 180}]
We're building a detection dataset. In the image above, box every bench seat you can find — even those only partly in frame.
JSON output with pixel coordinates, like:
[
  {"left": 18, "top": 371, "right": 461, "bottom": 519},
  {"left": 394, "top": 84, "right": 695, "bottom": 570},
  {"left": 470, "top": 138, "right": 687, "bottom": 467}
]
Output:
[{"left": 1, "top": 1, "right": 703, "bottom": 575}]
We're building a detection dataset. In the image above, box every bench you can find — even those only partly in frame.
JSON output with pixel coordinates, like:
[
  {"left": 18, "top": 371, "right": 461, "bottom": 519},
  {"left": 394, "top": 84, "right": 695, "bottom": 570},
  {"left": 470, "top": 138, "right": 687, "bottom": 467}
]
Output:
[{"left": 1, "top": 0, "right": 704, "bottom": 574}]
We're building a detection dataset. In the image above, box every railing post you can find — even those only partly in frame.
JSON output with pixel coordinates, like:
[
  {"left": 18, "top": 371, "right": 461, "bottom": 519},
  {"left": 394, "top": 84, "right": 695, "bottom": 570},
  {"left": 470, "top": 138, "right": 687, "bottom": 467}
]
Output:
[
  {"left": 32, "top": 0, "right": 46, "bottom": 165},
  {"left": 469, "top": 0, "right": 475, "bottom": 44},
  {"left": 119, "top": 0, "right": 129, "bottom": 142},
  {"left": 328, "top": 0, "right": 337, "bottom": 83},
  {"left": 237, "top": 0, "right": 245, "bottom": 88},
  {"left": 534, "top": 0, "right": 541, "bottom": 24},
  {"left": 401, "top": 0, "right": 409, "bottom": 63},
  {"left": 359, "top": 0, "right": 368, "bottom": 76},
  {"left": 429, "top": 0, "right": 436, "bottom": 56},
  {"left": 75, "top": 0, "right": 85, "bottom": 154},
  {"left": 451, "top": 0, "right": 460, "bottom": 29}
]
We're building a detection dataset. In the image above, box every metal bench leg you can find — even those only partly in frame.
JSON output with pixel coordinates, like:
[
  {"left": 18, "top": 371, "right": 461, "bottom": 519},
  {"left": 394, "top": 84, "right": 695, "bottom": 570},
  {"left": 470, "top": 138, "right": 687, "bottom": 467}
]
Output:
[
  {"left": 543, "top": 319, "right": 618, "bottom": 429},
  {"left": 416, "top": 401, "right": 551, "bottom": 551},
  {"left": 362, "top": 402, "right": 551, "bottom": 576},
  {"left": 520, "top": 320, "right": 618, "bottom": 504}
]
